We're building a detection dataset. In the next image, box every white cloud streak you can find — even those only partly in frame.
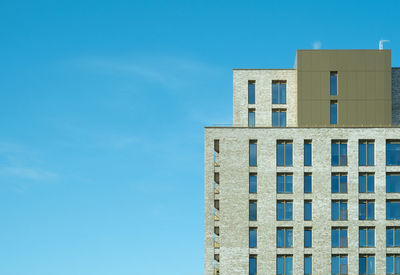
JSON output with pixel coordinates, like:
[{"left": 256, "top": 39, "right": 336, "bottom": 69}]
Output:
[{"left": 312, "top": 41, "right": 322, "bottom": 49}]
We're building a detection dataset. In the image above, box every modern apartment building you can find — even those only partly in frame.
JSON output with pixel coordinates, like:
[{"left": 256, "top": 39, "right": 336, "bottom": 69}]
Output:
[{"left": 204, "top": 50, "right": 400, "bottom": 275}]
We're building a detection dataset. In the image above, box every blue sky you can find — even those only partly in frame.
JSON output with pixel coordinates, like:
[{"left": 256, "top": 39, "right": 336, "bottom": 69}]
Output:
[{"left": 0, "top": 1, "right": 399, "bottom": 274}]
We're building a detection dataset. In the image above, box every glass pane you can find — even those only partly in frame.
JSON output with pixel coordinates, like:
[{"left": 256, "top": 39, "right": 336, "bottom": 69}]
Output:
[
  {"left": 249, "top": 257, "right": 257, "bottom": 275},
  {"left": 395, "top": 256, "right": 400, "bottom": 273},
  {"left": 330, "top": 72, "right": 337, "bottom": 96},
  {"left": 285, "top": 257, "right": 293, "bottom": 275},
  {"left": 367, "top": 142, "right": 374, "bottom": 165},
  {"left": 272, "top": 111, "right": 279, "bottom": 127},
  {"left": 277, "top": 143, "right": 284, "bottom": 166},
  {"left": 387, "top": 228, "right": 394, "bottom": 247},
  {"left": 305, "top": 230, "right": 311, "bottom": 247},
  {"left": 395, "top": 229, "right": 400, "bottom": 247},
  {"left": 332, "top": 256, "right": 339, "bottom": 275},
  {"left": 340, "top": 202, "right": 347, "bottom": 220},
  {"left": 280, "top": 111, "right": 286, "bottom": 127},
  {"left": 359, "top": 229, "right": 366, "bottom": 247},
  {"left": 332, "top": 174, "right": 339, "bottom": 193},
  {"left": 359, "top": 142, "right": 366, "bottom": 166},
  {"left": 332, "top": 143, "right": 339, "bottom": 166},
  {"left": 367, "top": 229, "right": 374, "bottom": 247},
  {"left": 304, "top": 174, "right": 312, "bottom": 193},
  {"left": 304, "top": 143, "right": 312, "bottom": 166},
  {"left": 340, "top": 229, "right": 347, "bottom": 247},
  {"left": 249, "top": 175, "right": 257, "bottom": 193},
  {"left": 249, "top": 202, "right": 257, "bottom": 221},
  {"left": 367, "top": 174, "right": 374, "bottom": 192},
  {"left": 286, "top": 202, "right": 293, "bottom": 220},
  {"left": 286, "top": 175, "right": 293, "bottom": 193},
  {"left": 304, "top": 202, "right": 312, "bottom": 221},
  {"left": 286, "top": 229, "right": 293, "bottom": 247},
  {"left": 249, "top": 229, "right": 257, "bottom": 248},
  {"left": 359, "top": 201, "right": 366, "bottom": 220},
  {"left": 330, "top": 101, "right": 337, "bottom": 124},
  {"left": 387, "top": 202, "right": 400, "bottom": 220},
  {"left": 340, "top": 175, "right": 347, "bottom": 193},
  {"left": 277, "top": 202, "right": 284, "bottom": 220},
  {"left": 387, "top": 256, "right": 394, "bottom": 274},
  {"left": 277, "top": 256, "right": 284, "bottom": 275},
  {"left": 359, "top": 174, "right": 366, "bottom": 193},
  {"left": 285, "top": 143, "right": 292, "bottom": 166},
  {"left": 340, "top": 256, "right": 347, "bottom": 274},
  {"left": 359, "top": 257, "right": 366, "bottom": 274},
  {"left": 304, "top": 256, "right": 312, "bottom": 275},
  {"left": 250, "top": 143, "right": 257, "bottom": 166},
  {"left": 387, "top": 142, "right": 400, "bottom": 166},
  {"left": 277, "top": 229, "right": 284, "bottom": 247},
  {"left": 332, "top": 229, "right": 339, "bottom": 247},
  {"left": 248, "top": 82, "right": 255, "bottom": 104},
  {"left": 272, "top": 83, "right": 279, "bottom": 104},
  {"left": 387, "top": 174, "right": 400, "bottom": 193},
  {"left": 277, "top": 174, "right": 284, "bottom": 193},
  {"left": 367, "top": 256, "right": 374, "bottom": 274},
  {"left": 332, "top": 202, "right": 339, "bottom": 220},
  {"left": 340, "top": 143, "right": 347, "bottom": 166},
  {"left": 280, "top": 83, "right": 286, "bottom": 104},
  {"left": 248, "top": 111, "right": 255, "bottom": 127},
  {"left": 367, "top": 202, "right": 374, "bottom": 220}
]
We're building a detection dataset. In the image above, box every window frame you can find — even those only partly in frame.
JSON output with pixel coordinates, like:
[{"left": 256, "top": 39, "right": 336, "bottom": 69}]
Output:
[
  {"left": 304, "top": 200, "right": 312, "bottom": 221},
  {"left": 249, "top": 200, "right": 257, "bottom": 221},
  {"left": 277, "top": 140, "right": 293, "bottom": 167},
  {"left": 359, "top": 227, "right": 375, "bottom": 248},
  {"left": 249, "top": 140, "right": 257, "bottom": 167},
  {"left": 304, "top": 140, "right": 312, "bottom": 166},
  {"left": 304, "top": 227, "right": 312, "bottom": 248},
  {"left": 332, "top": 227, "right": 348, "bottom": 248},
  {"left": 277, "top": 227, "right": 293, "bottom": 248},
  {"left": 332, "top": 200, "right": 348, "bottom": 221},
  {"left": 331, "top": 173, "right": 348, "bottom": 193},
  {"left": 330, "top": 100, "right": 338, "bottom": 125},
  {"left": 386, "top": 227, "right": 400, "bottom": 247},
  {"left": 272, "top": 109, "right": 287, "bottom": 127},
  {"left": 386, "top": 140, "right": 400, "bottom": 166},
  {"left": 249, "top": 173, "right": 257, "bottom": 194},
  {"left": 249, "top": 227, "right": 257, "bottom": 248},
  {"left": 359, "top": 254, "right": 375, "bottom": 275},
  {"left": 359, "top": 173, "right": 375, "bottom": 193},
  {"left": 386, "top": 254, "right": 400, "bottom": 274},
  {"left": 277, "top": 173, "right": 293, "bottom": 194},
  {"left": 248, "top": 80, "right": 255, "bottom": 104},
  {"left": 272, "top": 80, "right": 287, "bottom": 104},
  {"left": 330, "top": 71, "right": 338, "bottom": 96},
  {"left": 248, "top": 109, "right": 255, "bottom": 127},
  {"left": 249, "top": 254, "right": 257, "bottom": 275},
  {"left": 277, "top": 200, "right": 293, "bottom": 221},
  {"left": 387, "top": 200, "right": 400, "bottom": 220},
  {"left": 331, "top": 254, "right": 348, "bottom": 275},
  {"left": 359, "top": 140, "right": 375, "bottom": 166},
  {"left": 359, "top": 200, "right": 375, "bottom": 220},
  {"left": 331, "top": 140, "right": 347, "bottom": 166},
  {"left": 304, "top": 173, "right": 312, "bottom": 193},
  {"left": 277, "top": 255, "right": 293, "bottom": 275}
]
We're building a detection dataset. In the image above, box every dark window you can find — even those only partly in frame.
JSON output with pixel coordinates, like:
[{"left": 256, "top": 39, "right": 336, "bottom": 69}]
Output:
[
  {"left": 249, "top": 200, "right": 257, "bottom": 221},
  {"left": 304, "top": 228, "right": 312, "bottom": 248},
  {"left": 387, "top": 173, "right": 400, "bottom": 193},
  {"left": 249, "top": 173, "right": 257, "bottom": 194},
  {"left": 387, "top": 227, "right": 400, "bottom": 247},
  {"left": 304, "top": 173, "right": 312, "bottom": 193},
  {"left": 304, "top": 255, "right": 312, "bottom": 275},
  {"left": 359, "top": 200, "right": 375, "bottom": 220},
  {"left": 248, "top": 81, "right": 255, "bottom": 104},
  {"left": 304, "top": 200, "right": 312, "bottom": 221},
  {"left": 331, "top": 173, "right": 347, "bottom": 193},
  {"left": 387, "top": 140, "right": 400, "bottom": 166},
  {"left": 249, "top": 140, "right": 257, "bottom": 167},
  {"left": 387, "top": 201, "right": 400, "bottom": 220},
  {"left": 359, "top": 227, "right": 375, "bottom": 248},
  {"left": 359, "top": 173, "right": 374, "bottom": 193},
  {"left": 272, "top": 80, "right": 287, "bottom": 104},
  {"left": 272, "top": 109, "right": 287, "bottom": 127},
  {"left": 387, "top": 254, "right": 400, "bottom": 274},
  {"left": 277, "top": 255, "right": 293, "bottom": 275},
  {"left": 248, "top": 109, "right": 255, "bottom": 127},
  {"left": 304, "top": 140, "right": 312, "bottom": 166},
  {"left": 332, "top": 200, "right": 347, "bottom": 221},
  {"left": 332, "top": 227, "right": 348, "bottom": 248},
  {"left": 359, "top": 140, "right": 374, "bottom": 166},
  {"left": 249, "top": 228, "right": 257, "bottom": 248},
  {"left": 277, "top": 173, "right": 293, "bottom": 193},
  {"left": 277, "top": 140, "right": 293, "bottom": 166},
  {"left": 249, "top": 255, "right": 257, "bottom": 275},
  {"left": 332, "top": 255, "right": 348, "bottom": 275},
  {"left": 330, "top": 71, "right": 338, "bottom": 96},
  {"left": 277, "top": 200, "right": 293, "bottom": 221},
  {"left": 359, "top": 255, "right": 375, "bottom": 275},
  {"left": 277, "top": 227, "right": 293, "bottom": 248},
  {"left": 332, "top": 140, "right": 347, "bottom": 166},
  {"left": 330, "top": 100, "right": 338, "bottom": 125}
]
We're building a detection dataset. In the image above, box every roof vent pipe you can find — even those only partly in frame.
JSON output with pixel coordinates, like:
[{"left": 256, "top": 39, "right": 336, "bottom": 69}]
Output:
[{"left": 379, "top": 40, "right": 390, "bottom": 50}]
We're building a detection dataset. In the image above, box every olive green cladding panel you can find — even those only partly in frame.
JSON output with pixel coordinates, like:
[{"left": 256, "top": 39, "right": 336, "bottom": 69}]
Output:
[{"left": 297, "top": 50, "right": 392, "bottom": 126}]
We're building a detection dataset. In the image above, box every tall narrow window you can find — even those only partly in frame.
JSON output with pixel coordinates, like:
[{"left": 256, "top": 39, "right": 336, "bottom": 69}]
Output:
[
  {"left": 331, "top": 255, "right": 347, "bottom": 275},
  {"left": 304, "top": 200, "right": 312, "bottom": 221},
  {"left": 387, "top": 140, "right": 400, "bottom": 166},
  {"left": 332, "top": 200, "right": 347, "bottom": 221},
  {"left": 331, "top": 173, "right": 347, "bottom": 193},
  {"left": 332, "top": 227, "right": 348, "bottom": 248},
  {"left": 304, "top": 228, "right": 312, "bottom": 248},
  {"left": 359, "top": 200, "right": 375, "bottom": 220},
  {"left": 249, "top": 228, "right": 257, "bottom": 248},
  {"left": 304, "top": 173, "right": 312, "bottom": 193},
  {"left": 248, "top": 81, "right": 255, "bottom": 104},
  {"left": 359, "top": 173, "right": 374, "bottom": 193},
  {"left": 272, "top": 80, "right": 287, "bottom": 104},
  {"left": 330, "top": 71, "right": 338, "bottom": 96},
  {"left": 272, "top": 109, "right": 287, "bottom": 127},
  {"left": 277, "top": 173, "right": 293, "bottom": 193},
  {"left": 248, "top": 109, "right": 255, "bottom": 127},
  {"left": 304, "top": 140, "right": 312, "bottom": 166},
  {"left": 249, "top": 173, "right": 257, "bottom": 194},
  {"left": 331, "top": 140, "right": 347, "bottom": 166},
  {"left": 277, "top": 255, "right": 293, "bottom": 275},
  {"left": 277, "top": 227, "right": 293, "bottom": 248},
  {"left": 330, "top": 100, "right": 338, "bottom": 125},
  {"left": 304, "top": 255, "right": 312, "bottom": 275},
  {"left": 249, "top": 200, "right": 257, "bottom": 221},
  {"left": 249, "top": 255, "right": 257, "bottom": 275},
  {"left": 214, "top": 140, "right": 219, "bottom": 166},
  {"left": 277, "top": 140, "right": 293, "bottom": 166},
  {"left": 387, "top": 200, "right": 400, "bottom": 220},
  {"left": 249, "top": 140, "right": 257, "bottom": 167},
  {"left": 277, "top": 200, "right": 293, "bottom": 221},
  {"left": 359, "top": 255, "right": 375, "bottom": 275},
  {"left": 387, "top": 173, "right": 400, "bottom": 193},
  {"left": 387, "top": 254, "right": 400, "bottom": 274},
  {"left": 387, "top": 227, "right": 400, "bottom": 247},
  {"left": 359, "top": 227, "right": 375, "bottom": 248},
  {"left": 359, "top": 140, "right": 374, "bottom": 166}
]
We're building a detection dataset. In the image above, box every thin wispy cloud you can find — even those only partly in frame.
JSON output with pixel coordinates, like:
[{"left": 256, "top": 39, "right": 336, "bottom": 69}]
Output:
[
  {"left": 0, "top": 166, "right": 58, "bottom": 180},
  {"left": 312, "top": 41, "right": 322, "bottom": 49}
]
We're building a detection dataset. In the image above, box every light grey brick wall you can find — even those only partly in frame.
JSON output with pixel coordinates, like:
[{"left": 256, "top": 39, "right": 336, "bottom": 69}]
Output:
[{"left": 205, "top": 127, "right": 400, "bottom": 275}]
